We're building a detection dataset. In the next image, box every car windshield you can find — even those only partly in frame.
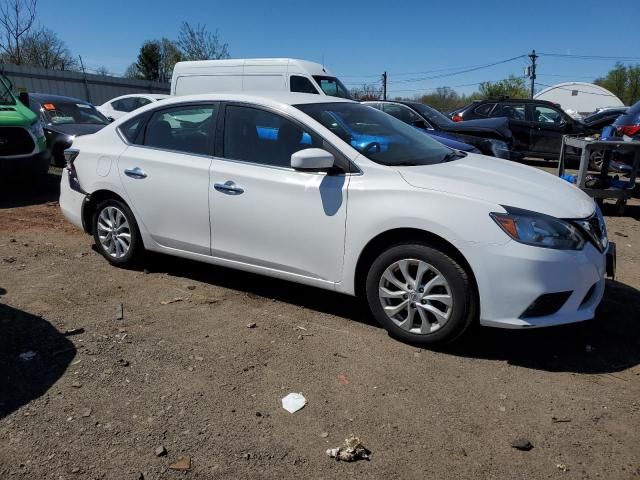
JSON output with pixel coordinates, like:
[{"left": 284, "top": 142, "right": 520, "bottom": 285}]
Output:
[
  {"left": 42, "top": 101, "right": 110, "bottom": 126},
  {"left": 295, "top": 102, "right": 454, "bottom": 166},
  {"left": 410, "top": 103, "right": 454, "bottom": 128},
  {"left": 0, "top": 76, "right": 15, "bottom": 106},
  {"left": 312, "top": 76, "right": 351, "bottom": 99}
]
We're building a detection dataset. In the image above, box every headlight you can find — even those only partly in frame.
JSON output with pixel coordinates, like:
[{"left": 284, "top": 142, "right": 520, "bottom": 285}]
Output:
[
  {"left": 28, "top": 121, "right": 44, "bottom": 139},
  {"left": 490, "top": 206, "right": 584, "bottom": 250}
]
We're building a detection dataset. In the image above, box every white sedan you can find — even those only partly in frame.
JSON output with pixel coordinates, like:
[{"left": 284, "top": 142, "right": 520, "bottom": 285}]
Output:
[
  {"left": 59, "top": 93, "right": 614, "bottom": 345},
  {"left": 97, "top": 93, "right": 169, "bottom": 120}
]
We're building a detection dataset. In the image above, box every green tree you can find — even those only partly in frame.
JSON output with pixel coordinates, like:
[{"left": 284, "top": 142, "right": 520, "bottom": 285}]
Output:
[
  {"left": 595, "top": 62, "right": 640, "bottom": 105},
  {"left": 136, "top": 41, "right": 161, "bottom": 81},
  {"left": 135, "top": 39, "right": 182, "bottom": 82},
  {"left": 478, "top": 75, "right": 528, "bottom": 99},
  {"left": 419, "top": 87, "right": 461, "bottom": 112}
]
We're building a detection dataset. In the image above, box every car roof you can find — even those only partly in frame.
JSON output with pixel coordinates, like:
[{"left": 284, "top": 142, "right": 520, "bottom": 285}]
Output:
[
  {"left": 149, "top": 92, "right": 355, "bottom": 107},
  {"left": 30, "top": 93, "right": 93, "bottom": 105},
  {"left": 111, "top": 93, "right": 169, "bottom": 100}
]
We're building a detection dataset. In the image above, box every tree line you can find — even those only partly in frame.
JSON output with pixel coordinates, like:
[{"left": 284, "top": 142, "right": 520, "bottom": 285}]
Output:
[{"left": 0, "top": 0, "right": 229, "bottom": 79}]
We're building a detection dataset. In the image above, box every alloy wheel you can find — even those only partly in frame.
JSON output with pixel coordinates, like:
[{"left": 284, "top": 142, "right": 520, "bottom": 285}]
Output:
[
  {"left": 378, "top": 259, "right": 453, "bottom": 335},
  {"left": 97, "top": 206, "right": 131, "bottom": 259}
]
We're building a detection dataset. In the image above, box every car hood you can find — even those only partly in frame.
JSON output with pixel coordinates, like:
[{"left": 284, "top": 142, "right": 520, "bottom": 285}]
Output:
[
  {"left": 425, "top": 131, "right": 477, "bottom": 152},
  {"left": 397, "top": 154, "right": 594, "bottom": 219},
  {"left": 440, "top": 117, "right": 512, "bottom": 140},
  {"left": 45, "top": 123, "right": 106, "bottom": 136}
]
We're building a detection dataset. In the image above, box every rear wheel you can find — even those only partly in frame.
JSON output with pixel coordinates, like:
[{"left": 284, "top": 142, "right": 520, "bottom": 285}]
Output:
[
  {"left": 365, "top": 243, "right": 476, "bottom": 345},
  {"left": 92, "top": 199, "right": 142, "bottom": 266}
]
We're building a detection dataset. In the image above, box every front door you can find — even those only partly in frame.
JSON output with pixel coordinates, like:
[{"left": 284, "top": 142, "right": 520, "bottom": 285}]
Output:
[
  {"left": 528, "top": 104, "right": 569, "bottom": 157},
  {"left": 491, "top": 102, "right": 529, "bottom": 152},
  {"left": 118, "top": 103, "right": 217, "bottom": 255},
  {"left": 209, "top": 104, "right": 348, "bottom": 283}
]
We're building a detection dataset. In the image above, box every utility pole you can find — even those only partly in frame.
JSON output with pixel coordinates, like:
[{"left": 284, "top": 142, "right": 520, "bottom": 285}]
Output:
[
  {"left": 528, "top": 49, "right": 538, "bottom": 99},
  {"left": 78, "top": 55, "right": 92, "bottom": 103},
  {"left": 382, "top": 71, "right": 387, "bottom": 101}
]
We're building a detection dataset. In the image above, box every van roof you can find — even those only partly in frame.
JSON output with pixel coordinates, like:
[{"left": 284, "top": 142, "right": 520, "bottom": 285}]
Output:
[
  {"left": 162, "top": 91, "right": 354, "bottom": 106},
  {"left": 172, "top": 58, "right": 332, "bottom": 76}
]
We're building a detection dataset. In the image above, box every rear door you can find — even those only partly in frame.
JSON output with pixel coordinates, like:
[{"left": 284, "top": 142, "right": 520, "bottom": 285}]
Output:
[
  {"left": 492, "top": 102, "right": 529, "bottom": 152},
  {"left": 528, "top": 104, "right": 570, "bottom": 157},
  {"left": 118, "top": 103, "right": 217, "bottom": 255}
]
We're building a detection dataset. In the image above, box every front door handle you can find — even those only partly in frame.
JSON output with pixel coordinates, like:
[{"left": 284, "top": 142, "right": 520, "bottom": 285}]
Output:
[
  {"left": 124, "top": 167, "right": 147, "bottom": 179},
  {"left": 214, "top": 180, "right": 244, "bottom": 195}
]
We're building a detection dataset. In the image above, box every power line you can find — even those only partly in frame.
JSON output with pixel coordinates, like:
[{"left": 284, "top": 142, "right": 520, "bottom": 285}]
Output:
[
  {"left": 388, "top": 55, "right": 527, "bottom": 84},
  {"left": 539, "top": 52, "right": 640, "bottom": 61},
  {"left": 340, "top": 54, "right": 528, "bottom": 82}
]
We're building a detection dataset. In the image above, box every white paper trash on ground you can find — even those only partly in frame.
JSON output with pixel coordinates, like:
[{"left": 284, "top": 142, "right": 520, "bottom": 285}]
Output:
[{"left": 281, "top": 393, "right": 307, "bottom": 413}]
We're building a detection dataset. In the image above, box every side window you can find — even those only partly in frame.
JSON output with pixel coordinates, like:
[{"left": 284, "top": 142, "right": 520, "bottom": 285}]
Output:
[
  {"left": 112, "top": 98, "right": 138, "bottom": 113},
  {"left": 223, "top": 105, "right": 321, "bottom": 168},
  {"left": 137, "top": 97, "right": 152, "bottom": 108},
  {"left": 119, "top": 116, "right": 146, "bottom": 143},
  {"left": 143, "top": 104, "right": 216, "bottom": 155},
  {"left": 474, "top": 103, "right": 495, "bottom": 117},
  {"left": 290, "top": 76, "right": 319, "bottom": 94},
  {"left": 493, "top": 103, "right": 525, "bottom": 120},
  {"left": 533, "top": 106, "right": 564, "bottom": 124},
  {"left": 382, "top": 104, "right": 422, "bottom": 125}
]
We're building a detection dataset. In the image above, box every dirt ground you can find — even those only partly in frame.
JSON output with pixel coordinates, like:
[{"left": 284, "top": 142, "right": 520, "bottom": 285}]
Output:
[{"left": 1, "top": 166, "right": 639, "bottom": 480}]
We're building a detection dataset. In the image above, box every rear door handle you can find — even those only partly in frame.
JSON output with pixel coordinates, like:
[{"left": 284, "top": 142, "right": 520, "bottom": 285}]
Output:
[
  {"left": 214, "top": 180, "right": 244, "bottom": 195},
  {"left": 124, "top": 167, "right": 147, "bottom": 179}
]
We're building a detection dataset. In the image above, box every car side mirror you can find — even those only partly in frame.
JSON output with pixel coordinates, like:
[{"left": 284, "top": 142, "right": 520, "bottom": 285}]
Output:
[
  {"left": 291, "top": 148, "right": 334, "bottom": 171},
  {"left": 18, "top": 91, "right": 29, "bottom": 106}
]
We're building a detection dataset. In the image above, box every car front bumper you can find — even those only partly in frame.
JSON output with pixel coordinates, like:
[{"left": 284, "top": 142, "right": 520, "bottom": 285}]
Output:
[
  {"left": 0, "top": 150, "right": 51, "bottom": 178},
  {"left": 458, "top": 238, "right": 609, "bottom": 329}
]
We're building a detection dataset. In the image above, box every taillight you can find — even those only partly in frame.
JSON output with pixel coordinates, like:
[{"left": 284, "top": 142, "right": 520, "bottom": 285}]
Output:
[
  {"left": 618, "top": 124, "right": 640, "bottom": 137},
  {"left": 64, "top": 147, "right": 80, "bottom": 169},
  {"left": 452, "top": 114, "right": 463, "bottom": 122}
]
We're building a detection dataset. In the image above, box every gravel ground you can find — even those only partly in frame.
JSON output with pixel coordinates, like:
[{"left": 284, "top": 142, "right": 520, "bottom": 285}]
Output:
[{"left": 1, "top": 167, "right": 639, "bottom": 479}]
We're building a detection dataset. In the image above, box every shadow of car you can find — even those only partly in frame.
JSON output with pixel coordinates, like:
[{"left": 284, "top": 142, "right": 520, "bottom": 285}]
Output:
[{"left": 0, "top": 302, "right": 76, "bottom": 419}]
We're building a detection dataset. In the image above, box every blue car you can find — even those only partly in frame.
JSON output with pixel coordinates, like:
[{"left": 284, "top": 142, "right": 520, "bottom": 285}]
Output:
[
  {"left": 592, "top": 100, "right": 640, "bottom": 172},
  {"left": 257, "top": 109, "right": 480, "bottom": 154}
]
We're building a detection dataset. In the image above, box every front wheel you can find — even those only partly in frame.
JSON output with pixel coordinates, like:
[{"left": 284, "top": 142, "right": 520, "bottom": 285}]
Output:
[
  {"left": 92, "top": 199, "right": 142, "bottom": 266},
  {"left": 365, "top": 243, "right": 476, "bottom": 345}
]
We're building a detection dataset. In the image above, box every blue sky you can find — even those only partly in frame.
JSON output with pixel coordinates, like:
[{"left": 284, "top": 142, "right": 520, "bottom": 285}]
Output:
[{"left": 39, "top": 0, "right": 640, "bottom": 97}]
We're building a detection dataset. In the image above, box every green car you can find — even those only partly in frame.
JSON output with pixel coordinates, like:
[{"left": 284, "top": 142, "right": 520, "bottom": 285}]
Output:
[{"left": 0, "top": 74, "right": 50, "bottom": 180}]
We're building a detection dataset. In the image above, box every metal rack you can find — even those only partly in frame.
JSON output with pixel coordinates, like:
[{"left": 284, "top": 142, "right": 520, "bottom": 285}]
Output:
[{"left": 557, "top": 135, "right": 640, "bottom": 214}]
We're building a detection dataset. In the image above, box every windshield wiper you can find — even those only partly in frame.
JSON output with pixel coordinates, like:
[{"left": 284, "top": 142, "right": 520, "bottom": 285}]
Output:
[{"left": 441, "top": 151, "right": 467, "bottom": 163}]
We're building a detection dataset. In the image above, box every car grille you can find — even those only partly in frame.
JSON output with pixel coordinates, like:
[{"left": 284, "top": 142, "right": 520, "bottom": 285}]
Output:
[{"left": 0, "top": 126, "right": 35, "bottom": 156}]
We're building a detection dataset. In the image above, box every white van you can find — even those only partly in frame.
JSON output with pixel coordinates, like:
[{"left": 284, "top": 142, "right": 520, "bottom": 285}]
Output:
[{"left": 170, "top": 58, "right": 351, "bottom": 99}]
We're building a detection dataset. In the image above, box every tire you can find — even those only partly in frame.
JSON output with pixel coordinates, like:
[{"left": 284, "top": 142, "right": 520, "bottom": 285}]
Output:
[
  {"left": 365, "top": 242, "right": 476, "bottom": 345},
  {"left": 92, "top": 198, "right": 142, "bottom": 267}
]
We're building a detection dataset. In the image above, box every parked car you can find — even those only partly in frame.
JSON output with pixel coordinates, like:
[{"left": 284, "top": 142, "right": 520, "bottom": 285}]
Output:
[
  {"left": 171, "top": 58, "right": 351, "bottom": 99},
  {"left": 97, "top": 93, "right": 169, "bottom": 120},
  {"left": 60, "top": 93, "right": 613, "bottom": 345},
  {"left": 0, "top": 75, "right": 49, "bottom": 180},
  {"left": 582, "top": 106, "right": 628, "bottom": 129},
  {"left": 449, "top": 98, "right": 626, "bottom": 160},
  {"left": 594, "top": 100, "right": 640, "bottom": 170},
  {"left": 27, "top": 93, "right": 111, "bottom": 167},
  {"left": 364, "top": 100, "right": 515, "bottom": 159}
]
